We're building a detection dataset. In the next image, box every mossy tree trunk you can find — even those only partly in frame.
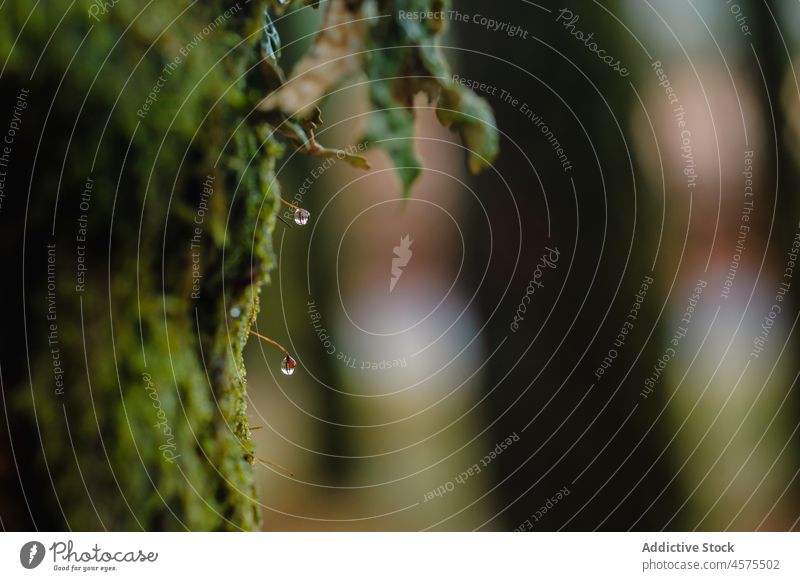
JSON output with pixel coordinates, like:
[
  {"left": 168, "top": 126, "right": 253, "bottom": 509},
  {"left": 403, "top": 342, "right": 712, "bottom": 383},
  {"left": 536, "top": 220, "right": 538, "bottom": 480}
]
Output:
[
  {"left": 0, "top": 0, "right": 496, "bottom": 530},
  {"left": 0, "top": 0, "right": 283, "bottom": 531}
]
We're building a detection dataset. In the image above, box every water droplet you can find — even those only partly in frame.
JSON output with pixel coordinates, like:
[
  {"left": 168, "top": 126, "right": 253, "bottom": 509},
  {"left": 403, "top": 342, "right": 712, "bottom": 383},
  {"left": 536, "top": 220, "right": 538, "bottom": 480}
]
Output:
[
  {"left": 294, "top": 208, "right": 310, "bottom": 226},
  {"left": 280, "top": 354, "right": 297, "bottom": 376},
  {"left": 229, "top": 306, "right": 241, "bottom": 319}
]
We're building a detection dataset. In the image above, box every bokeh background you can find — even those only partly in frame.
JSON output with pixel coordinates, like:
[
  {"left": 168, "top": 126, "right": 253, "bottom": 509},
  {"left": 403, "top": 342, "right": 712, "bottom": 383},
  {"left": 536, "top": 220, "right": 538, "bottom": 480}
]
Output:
[{"left": 247, "top": 0, "right": 800, "bottom": 530}]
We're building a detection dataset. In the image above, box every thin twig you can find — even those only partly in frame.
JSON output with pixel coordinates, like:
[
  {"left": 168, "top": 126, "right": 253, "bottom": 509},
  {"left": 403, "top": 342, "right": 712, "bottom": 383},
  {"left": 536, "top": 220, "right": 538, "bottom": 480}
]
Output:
[
  {"left": 255, "top": 456, "right": 295, "bottom": 477},
  {"left": 249, "top": 329, "right": 289, "bottom": 355},
  {"left": 279, "top": 197, "right": 300, "bottom": 211}
]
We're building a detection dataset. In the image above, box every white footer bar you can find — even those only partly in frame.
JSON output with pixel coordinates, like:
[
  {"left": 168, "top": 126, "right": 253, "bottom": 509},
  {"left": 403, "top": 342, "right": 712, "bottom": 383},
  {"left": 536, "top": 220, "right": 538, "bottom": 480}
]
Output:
[{"left": 1, "top": 532, "right": 797, "bottom": 580}]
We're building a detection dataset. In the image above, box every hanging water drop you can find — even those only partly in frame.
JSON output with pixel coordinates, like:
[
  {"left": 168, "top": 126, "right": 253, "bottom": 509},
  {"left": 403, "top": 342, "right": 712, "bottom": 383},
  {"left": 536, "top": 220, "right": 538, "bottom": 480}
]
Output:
[
  {"left": 281, "top": 353, "right": 297, "bottom": 375},
  {"left": 229, "top": 306, "right": 241, "bottom": 319},
  {"left": 294, "top": 208, "right": 310, "bottom": 226},
  {"left": 249, "top": 330, "right": 295, "bottom": 376}
]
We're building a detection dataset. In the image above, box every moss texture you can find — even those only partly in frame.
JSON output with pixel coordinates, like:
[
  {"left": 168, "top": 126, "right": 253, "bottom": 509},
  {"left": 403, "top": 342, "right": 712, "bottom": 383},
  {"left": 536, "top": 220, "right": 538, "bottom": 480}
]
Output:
[{"left": 0, "top": 0, "right": 282, "bottom": 531}]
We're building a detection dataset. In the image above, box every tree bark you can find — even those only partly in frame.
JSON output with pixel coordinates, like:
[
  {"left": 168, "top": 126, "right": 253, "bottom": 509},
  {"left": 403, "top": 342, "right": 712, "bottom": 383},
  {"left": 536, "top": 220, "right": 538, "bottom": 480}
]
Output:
[{"left": 0, "top": 0, "right": 285, "bottom": 531}]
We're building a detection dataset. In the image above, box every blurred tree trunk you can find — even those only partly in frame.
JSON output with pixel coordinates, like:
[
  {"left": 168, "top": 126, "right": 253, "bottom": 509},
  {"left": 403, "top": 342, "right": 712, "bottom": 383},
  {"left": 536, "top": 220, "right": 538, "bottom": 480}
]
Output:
[
  {"left": 460, "top": 0, "right": 679, "bottom": 529},
  {"left": 764, "top": 0, "right": 800, "bottom": 527}
]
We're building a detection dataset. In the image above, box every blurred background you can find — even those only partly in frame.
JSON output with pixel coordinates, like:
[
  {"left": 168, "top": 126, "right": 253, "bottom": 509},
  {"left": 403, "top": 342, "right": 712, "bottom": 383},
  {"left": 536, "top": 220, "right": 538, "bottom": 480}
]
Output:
[
  {"left": 247, "top": 0, "right": 800, "bottom": 530},
  {"left": 1, "top": 0, "right": 799, "bottom": 532}
]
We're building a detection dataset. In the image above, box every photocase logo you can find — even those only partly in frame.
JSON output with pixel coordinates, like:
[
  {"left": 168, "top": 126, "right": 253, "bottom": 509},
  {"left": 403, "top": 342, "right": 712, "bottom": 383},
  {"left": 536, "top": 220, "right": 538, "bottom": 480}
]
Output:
[
  {"left": 389, "top": 234, "right": 413, "bottom": 293},
  {"left": 20, "top": 541, "right": 45, "bottom": 569}
]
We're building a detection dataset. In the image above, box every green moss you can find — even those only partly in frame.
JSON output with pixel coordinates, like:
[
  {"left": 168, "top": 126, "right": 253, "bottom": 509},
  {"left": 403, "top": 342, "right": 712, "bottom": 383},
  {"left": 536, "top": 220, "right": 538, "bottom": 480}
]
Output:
[{"left": 3, "top": 0, "right": 277, "bottom": 530}]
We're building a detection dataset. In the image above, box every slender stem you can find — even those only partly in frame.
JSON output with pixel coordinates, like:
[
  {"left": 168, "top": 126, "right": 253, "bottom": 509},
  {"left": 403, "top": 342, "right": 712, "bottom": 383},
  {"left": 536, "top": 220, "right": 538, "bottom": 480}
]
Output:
[
  {"left": 306, "top": 128, "right": 320, "bottom": 152},
  {"left": 255, "top": 456, "right": 295, "bottom": 477},
  {"left": 279, "top": 197, "right": 300, "bottom": 211},
  {"left": 249, "top": 329, "right": 289, "bottom": 356}
]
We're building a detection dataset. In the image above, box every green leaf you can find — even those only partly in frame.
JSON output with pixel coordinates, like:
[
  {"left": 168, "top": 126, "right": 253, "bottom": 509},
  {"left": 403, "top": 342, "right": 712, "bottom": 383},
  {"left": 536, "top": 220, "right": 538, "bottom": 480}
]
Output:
[
  {"left": 361, "top": 82, "right": 421, "bottom": 194},
  {"left": 362, "top": 0, "right": 499, "bottom": 193},
  {"left": 437, "top": 83, "right": 499, "bottom": 174}
]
